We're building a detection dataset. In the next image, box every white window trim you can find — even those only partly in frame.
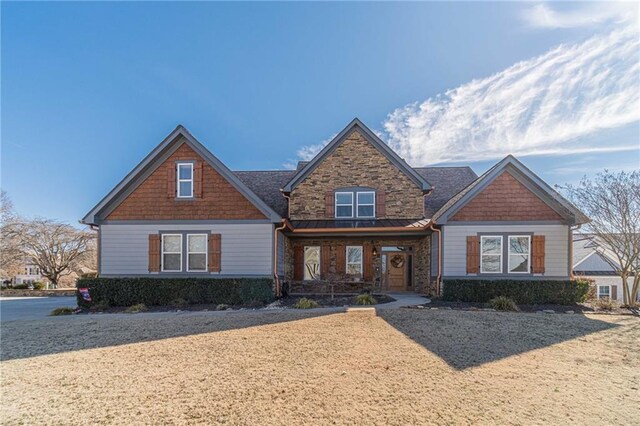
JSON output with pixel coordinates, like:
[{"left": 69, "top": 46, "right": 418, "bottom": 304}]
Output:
[
  {"left": 161, "top": 234, "right": 183, "bottom": 272},
  {"left": 346, "top": 246, "right": 363, "bottom": 277},
  {"left": 186, "top": 234, "right": 208, "bottom": 272},
  {"left": 480, "top": 235, "right": 502, "bottom": 274},
  {"left": 335, "top": 192, "right": 354, "bottom": 218},
  {"left": 597, "top": 285, "right": 611, "bottom": 299},
  {"left": 507, "top": 235, "right": 531, "bottom": 274},
  {"left": 177, "top": 163, "right": 194, "bottom": 198},
  {"left": 303, "top": 246, "right": 321, "bottom": 281},
  {"left": 356, "top": 191, "right": 376, "bottom": 218}
]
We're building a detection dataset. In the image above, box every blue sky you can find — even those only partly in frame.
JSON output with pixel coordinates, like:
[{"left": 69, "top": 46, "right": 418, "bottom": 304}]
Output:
[{"left": 2, "top": 1, "right": 639, "bottom": 225}]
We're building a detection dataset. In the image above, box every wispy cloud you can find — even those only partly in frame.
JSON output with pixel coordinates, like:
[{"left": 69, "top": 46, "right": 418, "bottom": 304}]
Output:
[
  {"left": 384, "top": 26, "right": 640, "bottom": 165},
  {"left": 521, "top": 2, "right": 638, "bottom": 29}
]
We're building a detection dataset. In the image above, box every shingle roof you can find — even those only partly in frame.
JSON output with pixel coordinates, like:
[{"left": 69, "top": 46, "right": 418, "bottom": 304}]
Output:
[
  {"left": 234, "top": 166, "right": 478, "bottom": 220},
  {"left": 413, "top": 167, "right": 478, "bottom": 217},
  {"left": 233, "top": 170, "right": 295, "bottom": 217}
]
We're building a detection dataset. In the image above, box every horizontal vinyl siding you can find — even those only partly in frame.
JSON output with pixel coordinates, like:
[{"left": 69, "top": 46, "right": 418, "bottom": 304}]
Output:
[
  {"left": 101, "top": 223, "right": 273, "bottom": 276},
  {"left": 442, "top": 224, "right": 569, "bottom": 278}
]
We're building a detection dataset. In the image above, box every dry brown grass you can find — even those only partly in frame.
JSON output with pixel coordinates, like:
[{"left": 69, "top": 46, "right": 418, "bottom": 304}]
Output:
[{"left": 1, "top": 309, "right": 638, "bottom": 425}]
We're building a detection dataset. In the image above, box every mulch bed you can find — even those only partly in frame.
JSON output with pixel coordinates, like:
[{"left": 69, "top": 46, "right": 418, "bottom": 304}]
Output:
[
  {"left": 280, "top": 294, "right": 395, "bottom": 308},
  {"left": 413, "top": 299, "right": 636, "bottom": 315},
  {"left": 0, "top": 289, "right": 76, "bottom": 297}
]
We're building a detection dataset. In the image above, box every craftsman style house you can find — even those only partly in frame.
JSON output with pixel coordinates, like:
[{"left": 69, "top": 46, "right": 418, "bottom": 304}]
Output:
[{"left": 82, "top": 119, "right": 589, "bottom": 296}]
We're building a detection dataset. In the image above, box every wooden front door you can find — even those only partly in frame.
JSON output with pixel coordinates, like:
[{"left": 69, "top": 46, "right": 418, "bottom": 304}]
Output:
[{"left": 387, "top": 253, "right": 406, "bottom": 291}]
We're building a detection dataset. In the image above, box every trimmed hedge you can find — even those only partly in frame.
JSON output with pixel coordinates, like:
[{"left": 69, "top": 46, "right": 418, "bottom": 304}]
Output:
[
  {"left": 441, "top": 279, "right": 590, "bottom": 305},
  {"left": 76, "top": 277, "right": 274, "bottom": 308}
]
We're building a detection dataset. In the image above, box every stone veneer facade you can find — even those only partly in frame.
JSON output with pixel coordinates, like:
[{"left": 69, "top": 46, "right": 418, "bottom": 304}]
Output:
[
  {"left": 284, "top": 236, "right": 432, "bottom": 295},
  {"left": 288, "top": 129, "right": 425, "bottom": 220}
]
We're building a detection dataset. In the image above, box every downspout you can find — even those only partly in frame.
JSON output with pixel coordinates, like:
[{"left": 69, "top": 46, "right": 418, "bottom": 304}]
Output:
[
  {"left": 273, "top": 220, "right": 288, "bottom": 298},
  {"left": 428, "top": 222, "right": 442, "bottom": 297}
]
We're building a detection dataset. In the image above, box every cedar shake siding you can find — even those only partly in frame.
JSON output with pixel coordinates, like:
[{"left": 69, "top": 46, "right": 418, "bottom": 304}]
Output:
[
  {"left": 107, "top": 140, "right": 267, "bottom": 221},
  {"left": 288, "top": 129, "right": 425, "bottom": 220},
  {"left": 450, "top": 171, "right": 562, "bottom": 222}
]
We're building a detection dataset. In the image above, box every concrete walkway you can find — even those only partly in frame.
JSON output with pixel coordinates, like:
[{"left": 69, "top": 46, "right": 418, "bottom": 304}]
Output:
[{"left": 376, "top": 292, "right": 430, "bottom": 309}]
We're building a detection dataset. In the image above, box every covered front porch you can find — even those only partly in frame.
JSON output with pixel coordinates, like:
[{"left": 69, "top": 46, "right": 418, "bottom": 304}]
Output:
[{"left": 281, "top": 219, "right": 434, "bottom": 295}]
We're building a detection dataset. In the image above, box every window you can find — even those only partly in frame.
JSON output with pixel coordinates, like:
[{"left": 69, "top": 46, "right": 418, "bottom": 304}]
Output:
[
  {"left": 346, "top": 246, "right": 363, "bottom": 276},
  {"left": 357, "top": 191, "right": 375, "bottom": 218},
  {"left": 177, "top": 163, "right": 194, "bottom": 198},
  {"left": 187, "top": 234, "right": 207, "bottom": 272},
  {"left": 480, "top": 236, "right": 502, "bottom": 274},
  {"left": 597, "top": 285, "right": 611, "bottom": 299},
  {"left": 304, "top": 246, "right": 320, "bottom": 280},
  {"left": 508, "top": 236, "right": 530, "bottom": 273},
  {"left": 335, "top": 192, "right": 353, "bottom": 218},
  {"left": 162, "top": 234, "right": 182, "bottom": 272}
]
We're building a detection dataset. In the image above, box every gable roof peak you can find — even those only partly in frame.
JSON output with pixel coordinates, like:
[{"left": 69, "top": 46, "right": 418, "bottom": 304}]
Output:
[{"left": 282, "top": 118, "right": 432, "bottom": 192}]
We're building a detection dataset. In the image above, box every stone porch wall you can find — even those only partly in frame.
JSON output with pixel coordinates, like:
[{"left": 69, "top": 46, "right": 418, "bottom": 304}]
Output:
[{"left": 284, "top": 235, "right": 432, "bottom": 295}]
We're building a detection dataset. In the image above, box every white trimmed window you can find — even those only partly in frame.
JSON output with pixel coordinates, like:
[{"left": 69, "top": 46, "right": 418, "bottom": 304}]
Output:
[
  {"left": 335, "top": 192, "right": 353, "bottom": 218},
  {"left": 508, "top": 236, "right": 530, "bottom": 273},
  {"left": 162, "top": 234, "right": 182, "bottom": 272},
  {"left": 480, "top": 236, "right": 502, "bottom": 274},
  {"left": 597, "top": 285, "right": 611, "bottom": 299},
  {"left": 177, "top": 163, "right": 194, "bottom": 198},
  {"left": 356, "top": 191, "right": 375, "bottom": 218},
  {"left": 187, "top": 234, "right": 207, "bottom": 272},
  {"left": 347, "top": 246, "right": 363, "bottom": 276},
  {"left": 304, "top": 246, "right": 320, "bottom": 280}
]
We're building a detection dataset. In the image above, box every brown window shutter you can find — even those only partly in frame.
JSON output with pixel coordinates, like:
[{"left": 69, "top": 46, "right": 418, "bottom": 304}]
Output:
[
  {"left": 466, "top": 236, "right": 479, "bottom": 274},
  {"left": 321, "top": 245, "right": 331, "bottom": 278},
  {"left": 611, "top": 285, "right": 617, "bottom": 300},
  {"left": 532, "top": 235, "right": 545, "bottom": 273},
  {"left": 376, "top": 191, "right": 386, "bottom": 217},
  {"left": 208, "top": 234, "right": 221, "bottom": 272},
  {"left": 293, "top": 246, "right": 304, "bottom": 280},
  {"left": 325, "top": 192, "right": 335, "bottom": 218},
  {"left": 335, "top": 245, "right": 346, "bottom": 274},
  {"left": 167, "top": 166, "right": 176, "bottom": 198},
  {"left": 148, "top": 234, "right": 160, "bottom": 272},
  {"left": 363, "top": 243, "right": 373, "bottom": 281},
  {"left": 194, "top": 161, "right": 203, "bottom": 198}
]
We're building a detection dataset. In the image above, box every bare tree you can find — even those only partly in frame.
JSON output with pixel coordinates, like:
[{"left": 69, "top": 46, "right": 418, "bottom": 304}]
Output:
[
  {"left": 559, "top": 170, "right": 640, "bottom": 306},
  {"left": 0, "top": 191, "right": 23, "bottom": 278},
  {"left": 15, "top": 219, "right": 95, "bottom": 287}
]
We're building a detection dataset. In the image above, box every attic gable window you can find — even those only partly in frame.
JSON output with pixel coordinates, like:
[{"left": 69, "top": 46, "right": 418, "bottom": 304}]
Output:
[
  {"left": 335, "top": 190, "right": 376, "bottom": 219},
  {"left": 357, "top": 191, "right": 375, "bottom": 218},
  {"left": 177, "top": 163, "right": 194, "bottom": 198}
]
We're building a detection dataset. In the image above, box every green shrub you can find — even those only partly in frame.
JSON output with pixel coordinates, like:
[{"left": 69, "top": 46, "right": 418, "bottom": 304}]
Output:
[
  {"left": 293, "top": 298, "right": 320, "bottom": 309},
  {"left": 355, "top": 293, "right": 377, "bottom": 305},
  {"left": 488, "top": 296, "right": 519, "bottom": 311},
  {"left": 90, "top": 300, "right": 110, "bottom": 311},
  {"left": 33, "top": 282, "right": 45, "bottom": 290},
  {"left": 216, "top": 304, "right": 229, "bottom": 311},
  {"left": 50, "top": 307, "right": 75, "bottom": 316},
  {"left": 12, "top": 284, "right": 29, "bottom": 290},
  {"left": 125, "top": 303, "right": 148, "bottom": 313},
  {"left": 442, "top": 279, "right": 589, "bottom": 305},
  {"left": 171, "top": 298, "right": 189, "bottom": 308},
  {"left": 75, "top": 278, "right": 274, "bottom": 308}
]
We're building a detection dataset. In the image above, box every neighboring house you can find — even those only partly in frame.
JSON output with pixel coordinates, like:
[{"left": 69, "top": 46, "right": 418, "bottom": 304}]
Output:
[
  {"left": 13, "top": 261, "right": 45, "bottom": 285},
  {"left": 573, "top": 234, "right": 636, "bottom": 302},
  {"left": 82, "top": 118, "right": 589, "bottom": 296}
]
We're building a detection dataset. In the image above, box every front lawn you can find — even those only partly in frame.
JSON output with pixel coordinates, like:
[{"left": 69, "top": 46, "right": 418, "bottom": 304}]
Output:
[{"left": 1, "top": 309, "right": 637, "bottom": 424}]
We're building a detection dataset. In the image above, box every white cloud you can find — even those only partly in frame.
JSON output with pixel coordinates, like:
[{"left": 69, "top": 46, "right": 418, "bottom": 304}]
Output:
[
  {"left": 521, "top": 2, "right": 639, "bottom": 29},
  {"left": 384, "top": 26, "right": 640, "bottom": 165}
]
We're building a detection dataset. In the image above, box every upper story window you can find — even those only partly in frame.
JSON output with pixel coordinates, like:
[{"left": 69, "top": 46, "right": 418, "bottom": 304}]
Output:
[
  {"left": 335, "top": 190, "right": 375, "bottom": 219},
  {"left": 177, "top": 163, "right": 194, "bottom": 198},
  {"left": 356, "top": 191, "right": 375, "bottom": 218},
  {"left": 335, "top": 192, "right": 354, "bottom": 218}
]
